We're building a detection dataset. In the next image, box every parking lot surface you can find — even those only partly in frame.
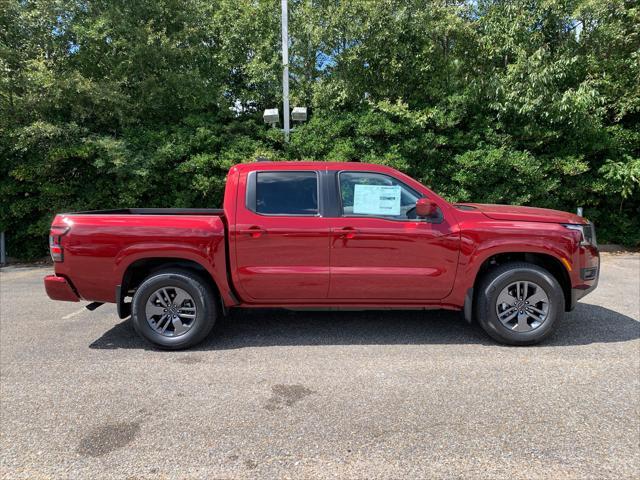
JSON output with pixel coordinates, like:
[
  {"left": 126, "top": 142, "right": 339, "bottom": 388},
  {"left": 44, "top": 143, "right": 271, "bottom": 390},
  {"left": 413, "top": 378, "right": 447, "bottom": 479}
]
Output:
[{"left": 1, "top": 253, "right": 639, "bottom": 479}]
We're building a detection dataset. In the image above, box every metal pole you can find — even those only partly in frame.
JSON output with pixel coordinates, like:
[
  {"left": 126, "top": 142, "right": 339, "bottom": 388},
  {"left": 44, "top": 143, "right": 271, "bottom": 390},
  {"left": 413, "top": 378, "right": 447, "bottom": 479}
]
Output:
[
  {"left": 0, "top": 231, "right": 5, "bottom": 265},
  {"left": 281, "top": 0, "right": 290, "bottom": 143}
]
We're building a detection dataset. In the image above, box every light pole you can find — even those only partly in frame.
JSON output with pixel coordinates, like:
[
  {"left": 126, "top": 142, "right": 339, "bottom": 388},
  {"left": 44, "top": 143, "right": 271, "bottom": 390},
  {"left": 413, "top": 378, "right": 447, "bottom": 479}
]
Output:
[
  {"left": 281, "top": 0, "right": 290, "bottom": 142},
  {"left": 263, "top": 0, "right": 306, "bottom": 141}
]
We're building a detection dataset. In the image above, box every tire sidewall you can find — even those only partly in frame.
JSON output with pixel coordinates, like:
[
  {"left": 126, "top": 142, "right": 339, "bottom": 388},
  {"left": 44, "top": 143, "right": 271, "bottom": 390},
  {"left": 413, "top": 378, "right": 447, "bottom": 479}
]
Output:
[
  {"left": 479, "top": 266, "right": 564, "bottom": 345},
  {"left": 131, "top": 271, "right": 215, "bottom": 349}
]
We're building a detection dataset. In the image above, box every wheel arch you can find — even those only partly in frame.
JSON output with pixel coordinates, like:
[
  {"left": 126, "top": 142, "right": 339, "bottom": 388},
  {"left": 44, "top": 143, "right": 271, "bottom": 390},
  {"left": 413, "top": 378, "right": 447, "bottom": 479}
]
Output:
[
  {"left": 117, "top": 257, "right": 223, "bottom": 319},
  {"left": 464, "top": 251, "right": 572, "bottom": 323}
]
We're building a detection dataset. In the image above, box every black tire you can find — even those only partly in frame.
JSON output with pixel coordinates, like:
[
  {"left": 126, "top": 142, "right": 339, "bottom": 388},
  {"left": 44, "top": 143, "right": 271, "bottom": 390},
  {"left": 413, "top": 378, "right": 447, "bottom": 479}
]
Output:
[
  {"left": 475, "top": 262, "right": 564, "bottom": 346},
  {"left": 131, "top": 269, "right": 217, "bottom": 350}
]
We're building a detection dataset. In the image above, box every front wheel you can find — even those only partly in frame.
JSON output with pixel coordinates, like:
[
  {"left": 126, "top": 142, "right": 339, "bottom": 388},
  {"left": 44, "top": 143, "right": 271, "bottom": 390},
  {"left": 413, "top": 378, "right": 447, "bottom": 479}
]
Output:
[
  {"left": 131, "top": 269, "right": 217, "bottom": 350},
  {"left": 476, "top": 262, "right": 564, "bottom": 346}
]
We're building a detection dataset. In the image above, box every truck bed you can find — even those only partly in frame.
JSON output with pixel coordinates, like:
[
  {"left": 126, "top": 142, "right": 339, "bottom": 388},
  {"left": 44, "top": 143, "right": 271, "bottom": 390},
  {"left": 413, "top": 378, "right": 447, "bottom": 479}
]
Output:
[
  {"left": 49, "top": 210, "right": 229, "bottom": 304},
  {"left": 63, "top": 208, "right": 224, "bottom": 216}
]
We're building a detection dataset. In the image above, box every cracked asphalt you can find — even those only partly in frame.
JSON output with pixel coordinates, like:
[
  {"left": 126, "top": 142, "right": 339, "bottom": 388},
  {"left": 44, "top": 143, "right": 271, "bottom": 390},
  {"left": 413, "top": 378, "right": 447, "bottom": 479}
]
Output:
[{"left": 1, "top": 253, "right": 639, "bottom": 479}]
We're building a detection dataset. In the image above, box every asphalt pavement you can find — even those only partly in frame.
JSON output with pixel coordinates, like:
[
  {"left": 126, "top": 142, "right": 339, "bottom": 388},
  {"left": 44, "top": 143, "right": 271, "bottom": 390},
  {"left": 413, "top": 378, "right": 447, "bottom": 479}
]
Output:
[{"left": 1, "top": 253, "right": 639, "bottom": 479}]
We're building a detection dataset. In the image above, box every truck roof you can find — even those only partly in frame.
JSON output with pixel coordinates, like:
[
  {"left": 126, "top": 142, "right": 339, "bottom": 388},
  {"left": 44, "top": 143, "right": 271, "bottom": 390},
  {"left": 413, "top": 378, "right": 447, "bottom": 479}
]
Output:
[{"left": 233, "top": 161, "right": 392, "bottom": 173}]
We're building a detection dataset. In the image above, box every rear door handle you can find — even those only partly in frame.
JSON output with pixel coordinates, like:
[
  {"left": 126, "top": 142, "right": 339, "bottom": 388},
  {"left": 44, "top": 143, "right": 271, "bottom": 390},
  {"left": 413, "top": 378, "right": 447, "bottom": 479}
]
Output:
[
  {"left": 335, "top": 227, "right": 359, "bottom": 239},
  {"left": 239, "top": 226, "right": 266, "bottom": 238}
]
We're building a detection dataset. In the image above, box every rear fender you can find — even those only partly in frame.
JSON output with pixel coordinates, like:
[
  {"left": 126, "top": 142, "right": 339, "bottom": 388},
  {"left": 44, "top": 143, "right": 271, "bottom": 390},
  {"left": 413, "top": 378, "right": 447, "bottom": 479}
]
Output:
[{"left": 115, "top": 245, "right": 237, "bottom": 309}]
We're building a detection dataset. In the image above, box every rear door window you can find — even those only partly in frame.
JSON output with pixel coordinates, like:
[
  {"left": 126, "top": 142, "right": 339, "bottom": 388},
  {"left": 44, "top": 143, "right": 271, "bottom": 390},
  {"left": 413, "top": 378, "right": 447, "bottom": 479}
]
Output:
[{"left": 255, "top": 171, "right": 319, "bottom": 215}]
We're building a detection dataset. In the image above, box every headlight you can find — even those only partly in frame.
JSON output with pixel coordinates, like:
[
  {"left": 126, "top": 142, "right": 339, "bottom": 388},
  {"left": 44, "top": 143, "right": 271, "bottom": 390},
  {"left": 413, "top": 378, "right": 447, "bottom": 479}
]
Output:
[{"left": 564, "top": 223, "right": 597, "bottom": 246}]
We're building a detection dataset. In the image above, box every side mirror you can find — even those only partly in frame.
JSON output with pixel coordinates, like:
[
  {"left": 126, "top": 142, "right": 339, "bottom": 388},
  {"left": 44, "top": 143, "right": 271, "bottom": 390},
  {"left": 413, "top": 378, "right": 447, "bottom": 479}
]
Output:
[{"left": 416, "top": 198, "right": 438, "bottom": 218}]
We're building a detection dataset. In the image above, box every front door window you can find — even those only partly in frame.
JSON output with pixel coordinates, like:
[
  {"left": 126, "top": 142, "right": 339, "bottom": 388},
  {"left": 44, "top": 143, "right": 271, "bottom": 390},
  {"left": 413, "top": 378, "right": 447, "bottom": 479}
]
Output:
[{"left": 339, "top": 172, "right": 422, "bottom": 220}]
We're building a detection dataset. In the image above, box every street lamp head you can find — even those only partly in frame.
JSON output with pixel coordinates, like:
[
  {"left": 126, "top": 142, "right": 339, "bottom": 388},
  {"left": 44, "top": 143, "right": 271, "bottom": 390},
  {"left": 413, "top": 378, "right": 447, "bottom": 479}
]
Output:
[
  {"left": 291, "top": 106, "right": 307, "bottom": 122},
  {"left": 263, "top": 108, "right": 280, "bottom": 125}
]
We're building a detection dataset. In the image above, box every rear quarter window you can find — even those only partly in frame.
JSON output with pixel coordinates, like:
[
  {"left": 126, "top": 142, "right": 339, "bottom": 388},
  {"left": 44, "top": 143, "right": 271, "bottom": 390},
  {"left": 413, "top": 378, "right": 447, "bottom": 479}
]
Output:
[{"left": 255, "top": 171, "right": 318, "bottom": 215}]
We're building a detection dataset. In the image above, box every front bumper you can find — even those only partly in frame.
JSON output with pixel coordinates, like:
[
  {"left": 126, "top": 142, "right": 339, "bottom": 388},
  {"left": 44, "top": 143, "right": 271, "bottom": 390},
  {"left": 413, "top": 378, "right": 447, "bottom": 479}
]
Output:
[
  {"left": 569, "top": 275, "right": 599, "bottom": 310},
  {"left": 44, "top": 275, "right": 80, "bottom": 302},
  {"left": 568, "top": 246, "right": 600, "bottom": 310}
]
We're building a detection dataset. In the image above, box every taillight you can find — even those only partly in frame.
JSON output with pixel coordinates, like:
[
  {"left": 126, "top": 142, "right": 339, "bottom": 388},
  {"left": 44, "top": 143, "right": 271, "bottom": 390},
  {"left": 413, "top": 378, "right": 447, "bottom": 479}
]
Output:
[{"left": 49, "top": 226, "right": 69, "bottom": 262}]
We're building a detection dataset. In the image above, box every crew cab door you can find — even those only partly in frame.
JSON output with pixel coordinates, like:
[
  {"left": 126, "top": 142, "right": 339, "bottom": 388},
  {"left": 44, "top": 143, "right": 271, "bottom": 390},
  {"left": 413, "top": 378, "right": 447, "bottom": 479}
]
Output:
[
  {"left": 328, "top": 171, "right": 459, "bottom": 301},
  {"left": 232, "top": 168, "right": 331, "bottom": 301}
]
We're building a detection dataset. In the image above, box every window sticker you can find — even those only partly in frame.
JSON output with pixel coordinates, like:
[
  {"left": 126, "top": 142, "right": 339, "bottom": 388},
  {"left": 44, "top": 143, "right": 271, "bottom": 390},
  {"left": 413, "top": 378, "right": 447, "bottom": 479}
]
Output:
[{"left": 353, "top": 184, "right": 401, "bottom": 215}]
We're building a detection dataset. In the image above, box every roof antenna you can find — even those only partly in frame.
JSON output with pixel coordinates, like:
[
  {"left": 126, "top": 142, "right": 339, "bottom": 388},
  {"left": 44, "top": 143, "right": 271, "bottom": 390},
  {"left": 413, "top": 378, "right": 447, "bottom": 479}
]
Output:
[{"left": 255, "top": 156, "right": 270, "bottom": 162}]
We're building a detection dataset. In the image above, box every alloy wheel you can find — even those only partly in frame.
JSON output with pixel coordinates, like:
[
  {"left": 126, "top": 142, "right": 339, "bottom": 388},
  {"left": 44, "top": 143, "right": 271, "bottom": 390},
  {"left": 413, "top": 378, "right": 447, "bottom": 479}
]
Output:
[
  {"left": 145, "top": 287, "right": 197, "bottom": 337},
  {"left": 495, "top": 281, "right": 550, "bottom": 332}
]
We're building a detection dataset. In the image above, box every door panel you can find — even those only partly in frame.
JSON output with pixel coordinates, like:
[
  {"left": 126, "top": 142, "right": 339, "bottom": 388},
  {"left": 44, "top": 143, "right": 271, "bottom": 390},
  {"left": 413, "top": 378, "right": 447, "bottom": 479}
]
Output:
[
  {"left": 329, "top": 219, "right": 459, "bottom": 300},
  {"left": 329, "top": 170, "right": 459, "bottom": 301},
  {"left": 233, "top": 170, "right": 332, "bottom": 301},
  {"left": 235, "top": 224, "right": 331, "bottom": 300}
]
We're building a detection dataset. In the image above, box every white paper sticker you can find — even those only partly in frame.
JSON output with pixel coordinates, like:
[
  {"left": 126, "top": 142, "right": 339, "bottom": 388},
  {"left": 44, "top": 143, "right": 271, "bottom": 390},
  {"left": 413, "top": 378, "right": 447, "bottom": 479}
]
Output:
[{"left": 353, "top": 184, "right": 401, "bottom": 215}]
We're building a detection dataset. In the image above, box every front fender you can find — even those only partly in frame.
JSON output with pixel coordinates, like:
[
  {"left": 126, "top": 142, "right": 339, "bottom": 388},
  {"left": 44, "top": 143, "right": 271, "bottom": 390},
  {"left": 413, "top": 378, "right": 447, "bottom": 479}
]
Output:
[{"left": 445, "top": 221, "right": 578, "bottom": 308}]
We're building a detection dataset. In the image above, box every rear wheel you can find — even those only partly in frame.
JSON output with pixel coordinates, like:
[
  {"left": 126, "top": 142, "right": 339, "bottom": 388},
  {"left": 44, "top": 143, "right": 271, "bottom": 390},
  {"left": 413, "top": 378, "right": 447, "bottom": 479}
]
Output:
[
  {"left": 131, "top": 269, "right": 217, "bottom": 349},
  {"left": 476, "top": 262, "right": 564, "bottom": 345}
]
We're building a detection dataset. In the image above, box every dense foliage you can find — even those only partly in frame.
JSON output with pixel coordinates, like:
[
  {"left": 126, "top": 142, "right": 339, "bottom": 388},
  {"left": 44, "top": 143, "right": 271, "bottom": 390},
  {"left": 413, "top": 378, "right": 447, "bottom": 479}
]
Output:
[{"left": 1, "top": 0, "right": 639, "bottom": 259}]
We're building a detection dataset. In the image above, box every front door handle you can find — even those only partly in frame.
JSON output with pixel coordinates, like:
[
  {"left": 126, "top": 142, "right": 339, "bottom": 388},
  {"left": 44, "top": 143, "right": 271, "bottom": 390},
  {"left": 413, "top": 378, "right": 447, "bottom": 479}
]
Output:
[
  {"left": 337, "top": 227, "right": 359, "bottom": 239},
  {"left": 239, "top": 226, "right": 266, "bottom": 238}
]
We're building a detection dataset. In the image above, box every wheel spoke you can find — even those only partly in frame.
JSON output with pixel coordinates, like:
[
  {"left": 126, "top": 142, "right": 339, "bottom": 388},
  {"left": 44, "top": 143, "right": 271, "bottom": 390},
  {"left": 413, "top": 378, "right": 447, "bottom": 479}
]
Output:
[
  {"left": 146, "top": 304, "right": 165, "bottom": 317},
  {"left": 500, "top": 310, "right": 518, "bottom": 323},
  {"left": 160, "top": 315, "right": 173, "bottom": 333},
  {"left": 526, "top": 310, "right": 545, "bottom": 323},
  {"left": 527, "top": 305, "right": 546, "bottom": 315},
  {"left": 173, "top": 289, "right": 189, "bottom": 306},
  {"left": 498, "top": 306, "right": 517, "bottom": 321},
  {"left": 526, "top": 289, "right": 548, "bottom": 306},
  {"left": 172, "top": 317, "right": 187, "bottom": 335},
  {"left": 513, "top": 312, "right": 530, "bottom": 332},
  {"left": 162, "top": 288, "right": 172, "bottom": 304},
  {"left": 155, "top": 292, "right": 168, "bottom": 308},
  {"left": 155, "top": 314, "right": 169, "bottom": 329},
  {"left": 178, "top": 313, "right": 196, "bottom": 319},
  {"left": 497, "top": 290, "right": 517, "bottom": 306}
]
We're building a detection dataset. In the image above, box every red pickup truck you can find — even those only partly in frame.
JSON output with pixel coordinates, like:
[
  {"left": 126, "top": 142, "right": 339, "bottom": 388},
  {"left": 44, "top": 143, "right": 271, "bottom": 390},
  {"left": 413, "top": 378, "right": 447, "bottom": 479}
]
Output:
[{"left": 45, "top": 161, "right": 599, "bottom": 349}]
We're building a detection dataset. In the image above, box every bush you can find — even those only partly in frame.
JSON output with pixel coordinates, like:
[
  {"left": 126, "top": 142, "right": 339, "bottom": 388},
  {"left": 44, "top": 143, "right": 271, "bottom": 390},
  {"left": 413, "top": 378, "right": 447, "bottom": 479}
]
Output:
[{"left": 2, "top": 0, "right": 638, "bottom": 259}]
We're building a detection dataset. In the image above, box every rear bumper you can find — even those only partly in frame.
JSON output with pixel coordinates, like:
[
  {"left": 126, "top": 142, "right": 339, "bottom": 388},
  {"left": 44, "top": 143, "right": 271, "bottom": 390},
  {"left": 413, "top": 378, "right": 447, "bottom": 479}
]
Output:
[{"left": 44, "top": 275, "right": 80, "bottom": 302}]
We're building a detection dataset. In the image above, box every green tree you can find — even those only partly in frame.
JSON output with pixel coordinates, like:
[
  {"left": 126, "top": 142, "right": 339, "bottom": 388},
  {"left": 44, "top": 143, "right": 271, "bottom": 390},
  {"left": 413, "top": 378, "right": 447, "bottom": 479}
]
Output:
[{"left": 1, "top": 0, "right": 639, "bottom": 260}]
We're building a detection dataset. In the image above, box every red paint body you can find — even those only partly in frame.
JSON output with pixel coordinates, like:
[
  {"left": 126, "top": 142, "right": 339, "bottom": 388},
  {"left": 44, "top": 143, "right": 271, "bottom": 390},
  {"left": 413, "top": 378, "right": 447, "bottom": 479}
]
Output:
[{"left": 44, "top": 162, "right": 599, "bottom": 313}]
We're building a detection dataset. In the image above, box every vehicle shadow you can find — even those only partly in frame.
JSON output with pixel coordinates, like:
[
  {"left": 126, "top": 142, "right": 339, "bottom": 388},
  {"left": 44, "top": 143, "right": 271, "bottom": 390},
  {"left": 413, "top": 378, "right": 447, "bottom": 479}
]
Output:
[{"left": 89, "top": 303, "right": 639, "bottom": 351}]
